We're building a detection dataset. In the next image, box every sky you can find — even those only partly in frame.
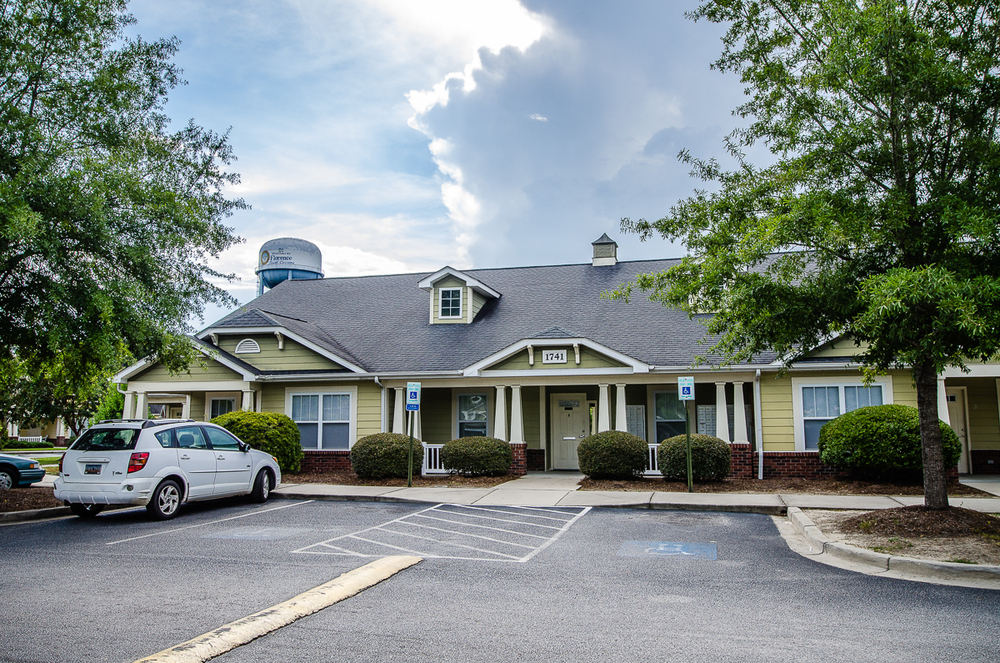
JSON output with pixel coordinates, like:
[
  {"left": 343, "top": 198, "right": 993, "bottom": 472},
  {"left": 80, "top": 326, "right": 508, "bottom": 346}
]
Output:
[{"left": 126, "top": 0, "right": 751, "bottom": 327}]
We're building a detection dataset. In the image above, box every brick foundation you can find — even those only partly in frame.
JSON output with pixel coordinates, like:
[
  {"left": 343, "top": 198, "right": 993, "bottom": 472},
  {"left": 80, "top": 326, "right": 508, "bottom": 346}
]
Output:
[
  {"left": 972, "top": 450, "right": 1000, "bottom": 475},
  {"left": 526, "top": 449, "right": 546, "bottom": 472},
  {"left": 301, "top": 450, "right": 352, "bottom": 473},
  {"left": 510, "top": 443, "right": 527, "bottom": 476},
  {"left": 729, "top": 443, "right": 960, "bottom": 480}
]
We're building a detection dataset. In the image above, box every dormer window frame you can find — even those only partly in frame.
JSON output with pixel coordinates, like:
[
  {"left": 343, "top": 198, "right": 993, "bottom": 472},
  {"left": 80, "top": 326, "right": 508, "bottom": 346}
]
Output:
[{"left": 439, "top": 287, "right": 463, "bottom": 319}]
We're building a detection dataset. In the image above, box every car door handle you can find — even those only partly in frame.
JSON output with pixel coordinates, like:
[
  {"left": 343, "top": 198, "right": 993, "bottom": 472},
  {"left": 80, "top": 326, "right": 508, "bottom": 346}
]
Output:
[
  {"left": 217, "top": 455, "right": 226, "bottom": 460},
  {"left": 180, "top": 454, "right": 190, "bottom": 460}
]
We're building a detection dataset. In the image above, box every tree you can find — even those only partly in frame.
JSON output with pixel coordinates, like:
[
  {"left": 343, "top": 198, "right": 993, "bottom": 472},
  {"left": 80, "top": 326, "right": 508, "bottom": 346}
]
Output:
[
  {"left": 616, "top": 0, "right": 1000, "bottom": 509},
  {"left": 0, "top": 0, "right": 245, "bottom": 390}
]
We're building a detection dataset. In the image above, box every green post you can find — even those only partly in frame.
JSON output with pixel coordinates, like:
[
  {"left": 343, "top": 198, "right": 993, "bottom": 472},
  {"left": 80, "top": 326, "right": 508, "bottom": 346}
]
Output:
[
  {"left": 685, "top": 402, "right": 693, "bottom": 493},
  {"left": 407, "top": 411, "right": 414, "bottom": 488}
]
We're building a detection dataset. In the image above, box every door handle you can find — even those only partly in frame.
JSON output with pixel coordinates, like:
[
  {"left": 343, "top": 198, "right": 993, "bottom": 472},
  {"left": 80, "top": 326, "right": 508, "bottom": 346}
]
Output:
[
  {"left": 217, "top": 455, "right": 226, "bottom": 460},
  {"left": 180, "top": 454, "right": 190, "bottom": 460}
]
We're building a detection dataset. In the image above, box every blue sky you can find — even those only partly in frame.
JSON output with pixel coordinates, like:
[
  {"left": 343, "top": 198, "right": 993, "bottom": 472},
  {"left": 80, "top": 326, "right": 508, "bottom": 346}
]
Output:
[{"left": 127, "top": 0, "right": 749, "bottom": 326}]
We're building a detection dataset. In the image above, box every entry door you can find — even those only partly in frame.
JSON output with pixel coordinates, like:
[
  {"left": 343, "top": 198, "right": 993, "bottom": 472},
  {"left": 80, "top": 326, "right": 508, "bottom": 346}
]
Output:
[
  {"left": 946, "top": 388, "right": 971, "bottom": 474},
  {"left": 168, "top": 406, "right": 183, "bottom": 419},
  {"left": 551, "top": 393, "right": 590, "bottom": 470}
]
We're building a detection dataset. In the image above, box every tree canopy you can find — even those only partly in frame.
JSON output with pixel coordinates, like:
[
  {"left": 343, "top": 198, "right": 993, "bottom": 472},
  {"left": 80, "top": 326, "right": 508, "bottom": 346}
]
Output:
[
  {"left": 616, "top": 0, "right": 1000, "bottom": 508},
  {"left": 0, "top": 0, "right": 244, "bottom": 395}
]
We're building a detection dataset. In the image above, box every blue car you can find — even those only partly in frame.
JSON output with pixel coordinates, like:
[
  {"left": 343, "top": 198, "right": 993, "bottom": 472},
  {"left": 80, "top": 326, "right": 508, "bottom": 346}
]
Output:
[{"left": 0, "top": 453, "right": 46, "bottom": 489}]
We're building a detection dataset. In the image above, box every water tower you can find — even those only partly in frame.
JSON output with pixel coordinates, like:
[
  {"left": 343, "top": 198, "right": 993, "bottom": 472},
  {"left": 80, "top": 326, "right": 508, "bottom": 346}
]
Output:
[{"left": 255, "top": 238, "right": 324, "bottom": 296}]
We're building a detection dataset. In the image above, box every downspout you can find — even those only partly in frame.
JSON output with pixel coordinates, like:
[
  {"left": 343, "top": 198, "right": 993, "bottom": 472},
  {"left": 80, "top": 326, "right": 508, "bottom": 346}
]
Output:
[
  {"left": 374, "top": 376, "right": 386, "bottom": 433},
  {"left": 754, "top": 369, "right": 764, "bottom": 480}
]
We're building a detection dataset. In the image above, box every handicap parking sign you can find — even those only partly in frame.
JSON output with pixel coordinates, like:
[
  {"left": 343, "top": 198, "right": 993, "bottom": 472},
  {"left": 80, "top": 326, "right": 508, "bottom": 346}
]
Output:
[
  {"left": 678, "top": 376, "right": 695, "bottom": 401},
  {"left": 406, "top": 382, "right": 421, "bottom": 411}
]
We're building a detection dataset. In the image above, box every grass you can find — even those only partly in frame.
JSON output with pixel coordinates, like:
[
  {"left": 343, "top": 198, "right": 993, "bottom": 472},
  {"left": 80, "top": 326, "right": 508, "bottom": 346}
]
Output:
[{"left": 870, "top": 537, "right": 914, "bottom": 555}]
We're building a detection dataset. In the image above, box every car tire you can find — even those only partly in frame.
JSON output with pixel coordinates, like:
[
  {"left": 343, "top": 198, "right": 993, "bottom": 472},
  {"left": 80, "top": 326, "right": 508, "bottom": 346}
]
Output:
[
  {"left": 69, "top": 503, "right": 105, "bottom": 518},
  {"left": 0, "top": 467, "right": 15, "bottom": 490},
  {"left": 250, "top": 469, "right": 272, "bottom": 504},
  {"left": 147, "top": 479, "right": 182, "bottom": 520}
]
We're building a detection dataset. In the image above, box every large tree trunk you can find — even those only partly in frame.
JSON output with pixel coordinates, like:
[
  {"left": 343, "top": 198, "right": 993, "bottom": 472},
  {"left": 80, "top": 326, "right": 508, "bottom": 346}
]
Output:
[{"left": 914, "top": 361, "right": 949, "bottom": 510}]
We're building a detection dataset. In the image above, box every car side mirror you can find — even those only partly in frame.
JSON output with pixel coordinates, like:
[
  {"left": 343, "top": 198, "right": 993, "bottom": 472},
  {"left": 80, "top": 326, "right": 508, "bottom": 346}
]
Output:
[{"left": 239, "top": 442, "right": 250, "bottom": 453}]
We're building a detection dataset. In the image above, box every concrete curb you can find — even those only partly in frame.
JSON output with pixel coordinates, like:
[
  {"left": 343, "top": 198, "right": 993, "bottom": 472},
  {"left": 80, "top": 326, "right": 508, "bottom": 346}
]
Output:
[
  {"left": 0, "top": 506, "right": 71, "bottom": 523},
  {"left": 787, "top": 506, "right": 1000, "bottom": 582}
]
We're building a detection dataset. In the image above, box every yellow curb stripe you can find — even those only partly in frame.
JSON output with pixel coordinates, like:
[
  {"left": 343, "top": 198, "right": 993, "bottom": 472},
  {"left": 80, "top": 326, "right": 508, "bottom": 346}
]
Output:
[{"left": 134, "top": 555, "right": 422, "bottom": 663}]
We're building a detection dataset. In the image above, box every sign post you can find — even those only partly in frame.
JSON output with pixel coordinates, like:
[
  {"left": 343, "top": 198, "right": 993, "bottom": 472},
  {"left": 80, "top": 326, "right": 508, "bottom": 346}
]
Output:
[
  {"left": 405, "top": 382, "right": 421, "bottom": 487},
  {"left": 678, "top": 376, "right": 695, "bottom": 493}
]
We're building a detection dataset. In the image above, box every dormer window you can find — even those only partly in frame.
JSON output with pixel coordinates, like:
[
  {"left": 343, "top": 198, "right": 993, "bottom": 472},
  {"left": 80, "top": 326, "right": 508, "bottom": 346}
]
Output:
[{"left": 440, "top": 288, "right": 462, "bottom": 318}]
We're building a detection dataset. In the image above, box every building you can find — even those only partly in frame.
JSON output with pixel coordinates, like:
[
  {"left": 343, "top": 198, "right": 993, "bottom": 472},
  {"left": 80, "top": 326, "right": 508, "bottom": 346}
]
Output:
[{"left": 114, "top": 236, "right": 1000, "bottom": 476}]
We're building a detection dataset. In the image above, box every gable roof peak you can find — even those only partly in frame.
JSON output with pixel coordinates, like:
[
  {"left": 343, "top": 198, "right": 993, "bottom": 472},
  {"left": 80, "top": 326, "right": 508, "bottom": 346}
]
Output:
[{"left": 417, "top": 266, "right": 501, "bottom": 298}]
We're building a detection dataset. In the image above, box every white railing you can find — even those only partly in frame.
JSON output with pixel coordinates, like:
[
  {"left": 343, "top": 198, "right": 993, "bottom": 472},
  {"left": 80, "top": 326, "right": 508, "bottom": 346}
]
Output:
[
  {"left": 644, "top": 444, "right": 662, "bottom": 477},
  {"left": 423, "top": 444, "right": 447, "bottom": 475},
  {"left": 14, "top": 436, "right": 46, "bottom": 446}
]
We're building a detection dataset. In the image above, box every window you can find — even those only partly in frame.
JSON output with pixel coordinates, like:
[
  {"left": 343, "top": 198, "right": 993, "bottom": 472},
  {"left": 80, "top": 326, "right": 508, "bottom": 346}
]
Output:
[
  {"left": 440, "top": 288, "right": 462, "bottom": 318},
  {"left": 235, "top": 338, "right": 261, "bottom": 354},
  {"left": 204, "top": 427, "right": 241, "bottom": 450},
  {"left": 291, "top": 392, "right": 352, "bottom": 449},
  {"left": 799, "top": 383, "right": 884, "bottom": 450},
  {"left": 154, "top": 430, "right": 175, "bottom": 448},
  {"left": 654, "top": 391, "right": 686, "bottom": 443},
  {"left": 210, "top": 398, "right": 235, "bottom": 419},
  {"left": 175, "top": 426, "right": 209, "bottom": 449},
  {"left": 458, "top": 394, "right": 488, "bottom": 437}
]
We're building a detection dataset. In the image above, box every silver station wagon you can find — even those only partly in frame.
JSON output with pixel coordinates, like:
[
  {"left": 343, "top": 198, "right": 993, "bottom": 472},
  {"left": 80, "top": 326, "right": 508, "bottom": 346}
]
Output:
[{"left": 54, "top": 419, "right": 281, "bottom": 520}]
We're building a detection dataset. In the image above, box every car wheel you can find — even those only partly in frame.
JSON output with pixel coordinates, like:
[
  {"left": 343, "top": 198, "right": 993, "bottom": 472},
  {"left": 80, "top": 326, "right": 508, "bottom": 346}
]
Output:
[
  {"left": 0, "top": 468, "right": 15, "bottom": 490},
  {"left": 69, "top": 503, "right": 105, "bottom": 518},
  {"left": 147, "top": 480, "right": 182, "bottom": 520},
  {"left": 250, "top": 469, "right": 271, "bottom": 503}
]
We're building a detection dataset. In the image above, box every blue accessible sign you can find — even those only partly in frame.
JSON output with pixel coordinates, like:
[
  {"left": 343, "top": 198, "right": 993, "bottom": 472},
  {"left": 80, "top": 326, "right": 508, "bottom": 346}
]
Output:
[
  {"left": 678, "top": 376, "right": 695, "bottom": 401},
  {"left": 406, "top": 382, "right": 421, "bottom": 411}
]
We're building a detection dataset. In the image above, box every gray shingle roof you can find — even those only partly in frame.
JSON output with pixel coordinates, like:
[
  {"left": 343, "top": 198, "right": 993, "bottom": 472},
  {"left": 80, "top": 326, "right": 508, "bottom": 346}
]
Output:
[{"left": 209, "top": 259, "right": 776, "bottom": 372}]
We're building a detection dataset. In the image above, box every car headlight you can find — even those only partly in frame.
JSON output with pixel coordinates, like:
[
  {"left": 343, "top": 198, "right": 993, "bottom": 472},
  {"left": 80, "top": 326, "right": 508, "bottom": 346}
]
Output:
[{"left": 30, "top": 462, "right": 40, "bottom": 469}]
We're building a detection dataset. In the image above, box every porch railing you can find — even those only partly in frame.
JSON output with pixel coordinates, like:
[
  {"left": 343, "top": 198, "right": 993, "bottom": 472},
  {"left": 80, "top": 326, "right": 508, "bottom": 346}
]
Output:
[
  {"left": 423, "top": 444, "right": 447, "bottom": 475},
  {"left": 644, "top": 443, "right": 662, "bottom": 477}
]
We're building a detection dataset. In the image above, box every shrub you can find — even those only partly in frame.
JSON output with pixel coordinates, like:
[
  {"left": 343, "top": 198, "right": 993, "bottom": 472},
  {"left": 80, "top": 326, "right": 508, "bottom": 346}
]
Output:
[
  {"left": 351, "top": 433, "right": 423, "bottom": 479},
  {"left": 658, "top": 434, "right": 731, "bottom": 481},
  {"left": 211, "top": 411, "right": 303, "bottom": 474},
  {"left": 8, "top": 438, "right": 55, "bottom": 450},
  {"left": 817, "top": 404, "right": 961, "bottom": 481},
  {"left": 441, "top": 436, "right": 512, "bottom": 476},
  {"left": 577, "top": 431, "right": 649, "bottom": 479}
]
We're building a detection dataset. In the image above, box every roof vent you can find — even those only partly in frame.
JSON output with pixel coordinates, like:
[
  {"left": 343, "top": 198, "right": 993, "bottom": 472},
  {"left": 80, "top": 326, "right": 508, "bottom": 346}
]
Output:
[{"left": 591, "top": 233, "right": 618, "bottom": 266}]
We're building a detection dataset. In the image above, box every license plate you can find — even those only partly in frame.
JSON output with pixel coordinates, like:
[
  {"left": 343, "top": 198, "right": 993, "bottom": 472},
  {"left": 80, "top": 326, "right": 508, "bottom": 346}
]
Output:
[{"left": 85, "top": 464, "right": 102, "bottom": 475}]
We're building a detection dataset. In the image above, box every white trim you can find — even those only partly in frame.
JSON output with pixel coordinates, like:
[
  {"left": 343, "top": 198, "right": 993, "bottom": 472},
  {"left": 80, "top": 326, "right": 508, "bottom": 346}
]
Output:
[
  {"left": 115, "top": 341, "right": 257, "bottom": 382},
  {"left": 196, "top": 326, "right": 366, "bottom": 374},
  {"left": 942, "top": 364, "right": 1000, "bottom": 378},
  {"left": 125, "top": 380, "right": 252, "bottom": 393},
  {"left": 234, "top": 338, "right": 261, "bottom": 354},
  {"left": 438, "top": 287, "right": 463, "bottom": 319},
  {"left": 790, "top": 375, "right": 893, "bottom": 451},
  {"left": 946, "top": 386, "right": 972, "bottom": 474},
  {"left": 417, "top": 266, "right": 501, "bottom": 299},
  {"left": 464, "top": 337, "right": 649, "bottom": 377},
  {"left": 284, "top": 385, "right": 359, "bottom": 449}
]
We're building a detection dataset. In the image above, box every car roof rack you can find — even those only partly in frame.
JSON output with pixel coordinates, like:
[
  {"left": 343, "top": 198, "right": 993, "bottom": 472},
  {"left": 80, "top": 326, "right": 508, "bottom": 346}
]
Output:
[{"left": 96, "top": 418, "right": 196, "bottom": 428}]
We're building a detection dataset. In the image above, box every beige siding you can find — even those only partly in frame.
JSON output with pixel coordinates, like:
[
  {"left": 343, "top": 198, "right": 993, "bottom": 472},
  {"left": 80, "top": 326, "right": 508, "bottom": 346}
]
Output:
[
  {"left": 948, "top": 378, "right": 1000, "bottom": 450},
  {"left": 807, "top": 338, "right": 870, "bottom": 358},
  {"left": 432, "top": 276, "right": 468, "bottom": 324},
  {"left": 760, "top": 374, "right": 795, "bottom": 451},
  {"left": 357, "top": 381, "right": 382, "bottom": 439},
  {"left": 472, "top": 291, "right": 486, "bottom": 320},
  {"left": 218, "top": 335, "right": 345, "bottom": 371},
  {"left": 134, "top": 358, "right": 240, "bottom": 382},
  {"left": 190, "top": 393, "right": 206, "bottom": 421},
  {"left": 891, "top": 370, "right": 918, "bottom": 407},
  {"left": 521, "top": 386, "right": 541, "bottom": 447},
  {"left": 489, "top": 347, "right": 627, "bottom": 371}
]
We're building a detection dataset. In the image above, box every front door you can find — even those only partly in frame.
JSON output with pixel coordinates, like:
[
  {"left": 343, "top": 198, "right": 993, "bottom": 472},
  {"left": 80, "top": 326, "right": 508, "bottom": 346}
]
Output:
[
  {"left": 551, "top": 393, "right": 590, "bottom": 470},
  {"left": 946, "top": 388, "right": 971, "bottom": 474}
]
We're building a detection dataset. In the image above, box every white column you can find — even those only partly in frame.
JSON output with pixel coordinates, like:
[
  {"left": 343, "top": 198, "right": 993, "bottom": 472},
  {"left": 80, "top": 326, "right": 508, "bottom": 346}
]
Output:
[
  {"left": 732, "top": 381, "right": 748, "bottom": 443},
  {"left": 598, "top": 384, "right": 610, "bottom": 432},
  {"left": 182, "top": 395, "right": 191, "bottom": 419},
  {"left": 509, "top": 385, "right": 525, "bottom": 444},
  {"left": 241, "top": 390, "right": 253, "bottom": 411},
  {"left": 494, "top": 386, "right": 507, "bottom": 440},
  {"left": 615, "top": 384, "right": 628, "bottom": 432},
  {"left": 55, "top": 417, "right": 65, "bottom": 439},
  {"left": 393, "top": 387, "right": 405, "bottom": 434},
  {"left": 413, "top": 409, "right": 422, "bottom": 441},
  {"left": 136, "top": 392, "right": 148, "bottom": 420},
  {"left": 123, "top": 391, "right": 136, "bottom": 419},
  {"left": 715, "top": 382, "right": 730, "bottom": 442},
  {"left": 937, "top": 378, "right": 950, "bottom": 425}
]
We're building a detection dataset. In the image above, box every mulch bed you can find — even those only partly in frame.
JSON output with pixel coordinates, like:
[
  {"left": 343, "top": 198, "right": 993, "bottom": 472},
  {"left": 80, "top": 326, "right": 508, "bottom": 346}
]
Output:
[
  {"left": 840, "top": 506, "right": 1000, "bottom": 538},
  {"left": 284, "top": 470, "right": 512, "bottom": 489},
  {"left": 579, "top": 476, "right": 989, "bottom": 495},
  {"left": 0, "top": 487, "right": 64, "bottom": 513}
]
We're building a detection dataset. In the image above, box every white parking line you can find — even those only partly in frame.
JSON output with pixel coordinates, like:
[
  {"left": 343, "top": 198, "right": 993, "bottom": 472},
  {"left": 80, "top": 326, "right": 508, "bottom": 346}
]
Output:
[{"left": 106, "top": 501, "right": 314, "bottom": 546}]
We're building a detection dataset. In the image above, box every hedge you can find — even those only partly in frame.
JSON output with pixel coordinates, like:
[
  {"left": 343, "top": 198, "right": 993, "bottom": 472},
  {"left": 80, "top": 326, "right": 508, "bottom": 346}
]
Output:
[
  {"left": 211, "top": 411, "right": 303, "bottom": 474},
  {"left": 352, "top": 433, "right": 423, "bottom": 479},
  {"left": 817, "top": 404, "right": 961, "bottom": 481},
  {"left": 657, "top": 434, "right": 731, "bottom": 481},
  {"left": 441, "top": 437, "right": 512, "bottom": 476},
  {"left": 577, "top": 431, "right": 649, "bottom": 479}
]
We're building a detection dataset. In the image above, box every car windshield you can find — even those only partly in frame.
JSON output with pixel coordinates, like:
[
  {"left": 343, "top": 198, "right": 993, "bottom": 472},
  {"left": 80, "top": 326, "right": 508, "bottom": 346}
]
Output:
[{"left": 71, "top": 428, "right": 140, "bottom": 452}]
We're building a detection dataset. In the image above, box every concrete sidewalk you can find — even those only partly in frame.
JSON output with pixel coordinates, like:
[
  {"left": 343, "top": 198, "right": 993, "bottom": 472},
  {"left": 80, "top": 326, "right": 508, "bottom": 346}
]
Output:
[{"left": 272, "top": 471, "right": 1000, "bottom": 516}]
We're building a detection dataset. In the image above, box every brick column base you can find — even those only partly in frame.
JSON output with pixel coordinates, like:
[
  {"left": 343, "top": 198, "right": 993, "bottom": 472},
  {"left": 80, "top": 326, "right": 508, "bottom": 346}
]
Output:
[{"left": 510, "top": 443, "right": 527, "bottom": 476}]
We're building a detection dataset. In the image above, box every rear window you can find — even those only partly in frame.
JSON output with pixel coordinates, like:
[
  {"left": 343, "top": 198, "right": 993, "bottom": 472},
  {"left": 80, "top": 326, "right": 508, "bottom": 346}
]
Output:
[{"left": 71, "top": 428, "right": 140, "bottom": 452}]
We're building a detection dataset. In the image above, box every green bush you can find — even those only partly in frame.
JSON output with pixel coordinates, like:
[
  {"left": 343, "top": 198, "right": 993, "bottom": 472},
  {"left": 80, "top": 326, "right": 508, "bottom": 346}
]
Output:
[
  {"left": 441, "top": 436, "right": 512, "bottom": 477},
  {"left": 351, "top": 433, "right": 423, "bottom": 479},
  {"left": 658, "top": 434, "right": 731, "bottom": 481},
  {"left": 817, "top": 404, "right": 961, "bottom": 481},
  {"left": 7, "top": 439, "right": 55, "bottom": 450},
  {"left": 211, "top": 411, "right": 303, "bottom": 474},
  {"left": 577, "top": 431, "right": 649, "bottom": 479}
]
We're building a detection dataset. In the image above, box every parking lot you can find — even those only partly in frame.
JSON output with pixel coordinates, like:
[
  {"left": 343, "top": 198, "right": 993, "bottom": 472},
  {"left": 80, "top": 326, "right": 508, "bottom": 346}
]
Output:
[{"left": 2, "top": 498, "right": 999, "bottom": 663}]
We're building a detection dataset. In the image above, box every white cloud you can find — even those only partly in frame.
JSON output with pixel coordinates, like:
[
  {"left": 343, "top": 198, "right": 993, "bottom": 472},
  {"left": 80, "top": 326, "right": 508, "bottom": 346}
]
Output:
[{"left": 529, "top": 114, "right": 548, "bottom": 121}]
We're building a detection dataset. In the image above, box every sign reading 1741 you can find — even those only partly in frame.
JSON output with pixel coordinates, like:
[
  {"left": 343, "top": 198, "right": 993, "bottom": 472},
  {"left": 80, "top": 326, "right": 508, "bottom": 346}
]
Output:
[{"left": 406, "top": 382, "right": 421, "bottom": 411}]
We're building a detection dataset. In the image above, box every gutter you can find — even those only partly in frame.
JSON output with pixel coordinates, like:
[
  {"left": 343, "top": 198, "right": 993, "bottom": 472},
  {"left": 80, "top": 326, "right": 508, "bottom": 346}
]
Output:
[
  {"left": 755, "top": 369, "right": 764, "bottom": 480},
  {"left": 374, "top": 376, "right": 386, "bottom": 433}
]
